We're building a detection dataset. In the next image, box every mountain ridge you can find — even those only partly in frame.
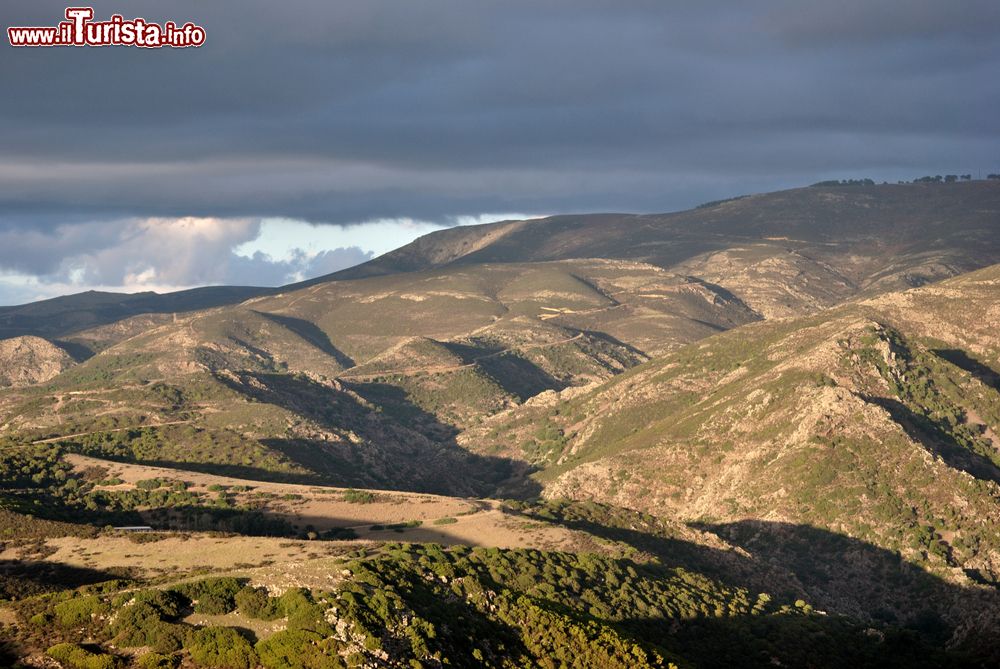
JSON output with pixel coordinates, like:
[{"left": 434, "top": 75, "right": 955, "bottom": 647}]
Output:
[{"left": 4, "top": 181, "right": 998, "bottom": 343}]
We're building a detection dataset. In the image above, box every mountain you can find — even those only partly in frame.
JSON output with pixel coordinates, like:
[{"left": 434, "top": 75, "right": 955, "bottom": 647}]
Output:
[
  {"left": 2, "top": 181, "right": 1000, "bottom": 667},
  {"left": 0, "top": 285, "right": 274, "bottom": 341},
  {"left": 0, "top": 183, "right": 995, "bottom": 491},
  {"left": 0, "top": 183, "right": 998, "bottom": 497},
  {"left": 333, "top": 181, "right": 1000, "bottom": 316},
  {"left": 4, "top": 180, "right": 1000, "bottom": 345}
]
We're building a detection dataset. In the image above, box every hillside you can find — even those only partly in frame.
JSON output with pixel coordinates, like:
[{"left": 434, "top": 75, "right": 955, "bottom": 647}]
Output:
[
  {"left": 0, "top": 447, "right": 985, "bottom": 668},
  {"left": 4, "top": 182, "right": 1000, "bottom": 348},
  {"left": 0, "top": 257, "right": 754, "bottom": 497},
  {"left": 2, "top": 182, "right": 1000, "bottom": 666},
  {"left": 462, "top": 263, "right": 1000, "bottom": 647}
]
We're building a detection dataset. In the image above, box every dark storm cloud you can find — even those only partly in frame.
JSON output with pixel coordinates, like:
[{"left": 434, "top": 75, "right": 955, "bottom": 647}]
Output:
[{"left": 0, "top": 1, "right": 998, "bottom": 224}]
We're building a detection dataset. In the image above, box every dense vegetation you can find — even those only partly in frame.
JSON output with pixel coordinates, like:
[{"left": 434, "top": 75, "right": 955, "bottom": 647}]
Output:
[{"left": 4, "top": 544, "right": 978, "bottom": 669}]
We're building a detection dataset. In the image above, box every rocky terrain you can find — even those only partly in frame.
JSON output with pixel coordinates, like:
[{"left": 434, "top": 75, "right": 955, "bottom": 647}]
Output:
[{"left": 0, "top": 336, "right": 77, "bottom": 388}]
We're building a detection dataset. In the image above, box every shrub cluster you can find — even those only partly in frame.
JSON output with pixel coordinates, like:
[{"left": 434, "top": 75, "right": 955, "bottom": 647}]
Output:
[{"left": 46, "top": 643, "right": 121, "bottom": 669}]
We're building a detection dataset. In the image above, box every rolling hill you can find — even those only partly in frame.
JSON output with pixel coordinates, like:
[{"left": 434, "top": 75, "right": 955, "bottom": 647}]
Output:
[{"left": 0, "top": 183, "right": 998, "bottom": 496}]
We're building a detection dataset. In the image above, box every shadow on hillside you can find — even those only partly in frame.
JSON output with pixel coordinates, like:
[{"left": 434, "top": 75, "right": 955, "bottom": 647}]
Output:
[
  {"left": 0, "top": 560, "right": 130, "bottom": 599},
  {"left": 515, "top": 504, "right": 1000, "bottom": 662},
  {"left": 934, "top": 349, "right": 1000, "bottom": 391},
  {"left": 442, "top": 340, "right": 503, "bottom": 362},
  {"left": 346, "top": 382, "right": 459, "bottom": 441},
  {"left": 476, "top": 353, "right": 568, "bottom": 399},
  {"left": 141, "top": 503, "right": 296, "bottom": 536},
  {"left": 256, "top": 311, "right": 356, "bottom": 368},
  {"left": 0, "top": 640, "right": 18, "bottom": 669},
  {"left": 700, "top": 520, "right": 969, "bottom": 632},
  {"left": 71, "top": 451, "right": 332, "bottom": 487},
  {"left": 865, "top": 395, "right": 1000, "bottom": 483},
  {"left": 576, "top": 328, "right": 650, "bottom": 360},
  {"left": 215, "top": 370, "right": 540, "bottom": 498},
  {"left": 51, "top": 338, "right": 97, "bottom": 362},
  {"left": 620, "top": 610, "right": 971, "bottom": 669},
  {"left": 440, "top": 340, "right": 569, "bottom": 400}
]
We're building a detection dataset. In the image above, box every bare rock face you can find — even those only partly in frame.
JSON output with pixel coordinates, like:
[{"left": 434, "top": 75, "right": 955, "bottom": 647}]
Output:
[{"left": 0, "top": 336, "right": 75, "bottom": 387}]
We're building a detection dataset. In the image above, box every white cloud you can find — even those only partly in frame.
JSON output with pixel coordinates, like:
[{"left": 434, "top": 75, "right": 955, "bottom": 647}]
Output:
[
  {"left": 0, "top": 216, "right": 374, "bottom": 305},
  {"left": 0, "top": 212, "right": 539, "bottom": 306},
  {"left": 237, "top": 213, "right": 534, "bottom": 262}
]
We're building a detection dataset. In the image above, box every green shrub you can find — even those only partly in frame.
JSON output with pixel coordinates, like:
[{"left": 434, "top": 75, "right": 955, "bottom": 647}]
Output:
[
  {"left": 135, "top": 478, "right": 164, "bottom": 490},
  {"left": 172, "top": 577, "right": 242, "bottom": 614},
  {"left": 150, "top": 622, "right": 191, "bottom": 654},
  {"left": 342, "top": 489, "right": 376, "bottom": 504},
  {"left": 46, "top": 643, "right": 121, "bottom": 669},
  {"left": 111, "top": 603, "right": 162, "bottom": 646},
  {"left": 110, "top": 590, "right": 189, "bottom": 650},
  {"left": 195, "top": 592, "right": 233, "bottom": 615},
  {"left": 432, "top": 517, "right": 458, "bottom": 526},
  {"left": 256, "top": 630, "right": 346, "bottom": 669},
  {"left": 132, "top": 589, "right": 187, "bottom": 618},
  {"left": 235, "top": 585, "right": 282, "bottom": 620},
  {"left": 277, "top": 588, "right": 313, "bottom": 618},
  {"left": 322, "top": 527, "right": 358, "bottom": 540},
  {"left": 187, "top": 627, "right": 258, "bottom": 669},
  {"left": 54, "top": 595, "right": 107, "bottom": 627},
  {"left": 114, "top": 607, "right": 193, "bottom": 653},
  {"left": 30, "top": 612, "right": 52, "bottom": 626},
  {"left": 137, "top": 652, "right": 178, "bottom": 669},
  {"left": 278, "top": 588, "right": 330, "bottom": 633}
]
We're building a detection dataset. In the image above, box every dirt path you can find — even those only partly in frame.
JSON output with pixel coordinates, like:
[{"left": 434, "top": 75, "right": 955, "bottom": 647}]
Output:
[
  {"left": 32, "top": 420, "right": 190, "bottom": 444},
  {"left": 965, "top": 408, "right": 1000, "bottom": 453},
  {"left": 338, "top": 333, "right": 584, "bottom": 381}
]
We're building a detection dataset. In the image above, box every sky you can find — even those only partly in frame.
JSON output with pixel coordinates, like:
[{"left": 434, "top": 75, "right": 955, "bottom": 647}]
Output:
[{"left": 1, "top": 1, "right": 998, "bottom": 305}]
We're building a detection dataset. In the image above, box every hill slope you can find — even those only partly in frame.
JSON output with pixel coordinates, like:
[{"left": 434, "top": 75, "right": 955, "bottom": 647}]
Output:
[{"left": 466, "top": 266, "right": 1000, "bottom": 611}]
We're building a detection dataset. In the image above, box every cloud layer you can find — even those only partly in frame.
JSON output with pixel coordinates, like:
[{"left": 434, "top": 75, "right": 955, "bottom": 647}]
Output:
[{"left": 0, "top": 216, "right": 374, "bottom": 304}]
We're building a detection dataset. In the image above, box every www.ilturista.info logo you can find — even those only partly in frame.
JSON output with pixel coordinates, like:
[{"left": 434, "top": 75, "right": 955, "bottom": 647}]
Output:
[{"left": 8, "top": 7, "right": 206, "bottom": 48}]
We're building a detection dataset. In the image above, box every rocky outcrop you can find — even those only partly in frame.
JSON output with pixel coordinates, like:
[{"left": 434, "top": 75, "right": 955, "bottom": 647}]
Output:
[{"left": 0, "top": 336, "right": 75, "bottom": 387}]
